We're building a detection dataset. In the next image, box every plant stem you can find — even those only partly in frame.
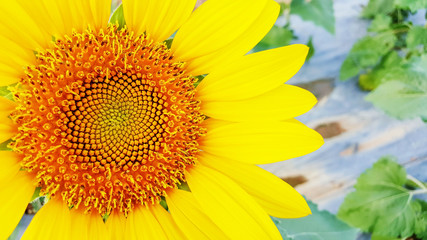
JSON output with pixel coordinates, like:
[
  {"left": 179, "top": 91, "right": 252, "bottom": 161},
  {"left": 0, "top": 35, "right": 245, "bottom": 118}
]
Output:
[
  {"left": 407, "top": 175, "right": 427, "bottom": 190},
  {"left": 411, "top": 189, "right": 427, "bottom": 196}
]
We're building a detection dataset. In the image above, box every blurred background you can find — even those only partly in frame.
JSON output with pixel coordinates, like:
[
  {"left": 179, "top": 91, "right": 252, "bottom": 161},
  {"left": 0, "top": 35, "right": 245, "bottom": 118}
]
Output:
[
  {"left": 255, "top": 0, "right": 427, "bottom": 239},
  {"left": 10, "top": 0, "right": 427, "bottom": 239}
]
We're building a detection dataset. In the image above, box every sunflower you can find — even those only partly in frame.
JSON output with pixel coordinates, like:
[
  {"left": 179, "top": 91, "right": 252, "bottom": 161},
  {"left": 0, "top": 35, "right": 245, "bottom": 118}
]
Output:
[{"left": 0, "top": 0, "right": 323, "bottom": 239}]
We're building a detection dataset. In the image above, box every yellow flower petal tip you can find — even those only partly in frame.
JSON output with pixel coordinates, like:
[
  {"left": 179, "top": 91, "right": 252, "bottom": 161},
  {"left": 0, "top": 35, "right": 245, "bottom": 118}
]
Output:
[
  {"left": 0, "top": 0, "right": 322, "bottom": 239},
  {"left": 295, "top": 198, "right": 312, "bottom": 217},
  {"left": 202, "top": 121, "right": 323, "bottom": 164},
  {"left": 199, "top": 152, "right": 314, "bottom": 218},
  {"left": 196, "top": 44, "right": 311, "bottom": 102},
  {"left": 200, "top": 84, "right": 318, "bottom": 122}
]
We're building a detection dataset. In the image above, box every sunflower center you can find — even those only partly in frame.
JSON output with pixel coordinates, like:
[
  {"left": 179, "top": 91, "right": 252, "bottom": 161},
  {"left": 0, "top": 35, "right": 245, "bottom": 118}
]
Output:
[{"left": 10, "top": 25, "right": 205, "bottom": 216}]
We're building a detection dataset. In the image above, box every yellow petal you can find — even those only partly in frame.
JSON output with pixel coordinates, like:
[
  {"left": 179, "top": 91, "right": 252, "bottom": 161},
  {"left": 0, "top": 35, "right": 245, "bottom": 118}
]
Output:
[
  {"left": 0, "top": 124, "right": 14, "bottom": 144},
  {"left": 166, "top": 189, "right": 229, "bottom": 240},
  {"left": 84, "top": 0, "right": 111, "bottom": 30},
  {"left": 127, "top": 206, "right": 168, "bottom": 240},
  {"left": 17, "top": 0, "right": 111, "bottom": 37},
  {"left": 184, "top": 0, "right": 279, "bottom": 76},
  {"left": 0, "top": 61, "right": 24, "bottom": 86},
  {"left": 87, "top": 213, "right": 109, "bottom": 240},
  {"left": 123, "top": 0, "right": 197, "bottom": 42},
  {"left": 0, "top": 0, "right": 112, "bottom": 86},
  {"left": 150, "top": 204, "right": 187, "bottom": 240},
  {"left": 201, "top": 84, "right": 317, "bottom": 122},
  {"left": 0, "top": 2, "right": 51, "bottom": 51},
  {"left": 0, "top": 151, "right": 21, "bottom": 184},
  {"left": 197, "top": 44, "right": 309, "bottom": 102},
  {"left": 199, "top": 153, "right": 311, "bottom": 218},
  {"left": 0, "top": 96, "right": 17, "bottom": 122},
  {"left": 0, "top": 74, "right": 21, "bottom": 86},
  {"left": 172, "top": 0, "right": 273, "bottom": 62},
  {"left": 186, "top": 165, "right": 282, "bottom": 240},
  {"left": 0, "top": 35, "right": 35, "bottom": 86},
  {"left": 61, "top": 0, "right": 110, "bottom": 32},
  {"left": 0, "top": 172, "right": 34, "bottom": 240},
  {"left": 0, "top": 63, "right": 24, "bottom": 86},
  {"left": 107, "top": 211, "right": 128, "bottom": 240},
  {"left": 0, "top": 113, "right": 15, "bottom": 144},
  {"left": 21, "top": 199, "right": 72, "bottom": 240},
  {"left": 70, "top": 210, "right": 109, "bottom": 240},
  {"left": 201, "top": 117, "right": 232, "bottom": 131},
  {"left": 0, "top": 2, "right": 43, "bottom": 86},
  {"left": 70, "top": 210, "right": 89, "bottom": 240},
  {"left": 201, "top": 120, "right": 323, "bottom": 164},
  {"left": 16, "top": 0, "right": 67, "bottom": 37}
]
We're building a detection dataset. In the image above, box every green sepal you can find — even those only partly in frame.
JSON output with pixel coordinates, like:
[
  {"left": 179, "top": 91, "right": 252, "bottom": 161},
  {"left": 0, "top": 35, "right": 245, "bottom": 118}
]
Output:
[
  {"left": 109, "top": 4, "right": 126, "bottom": 29},
  {"left": 306, "top": 36, "right": 315, "bottom": 61}
]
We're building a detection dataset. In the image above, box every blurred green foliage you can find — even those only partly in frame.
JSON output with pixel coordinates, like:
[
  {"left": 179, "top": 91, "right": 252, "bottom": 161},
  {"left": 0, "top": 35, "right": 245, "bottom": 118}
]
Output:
[
  {"left": 254, "top": 25, "right": 295, "bottom": 52},
  {"left": 365, "top": 55, "right": 427, "bottom": 121},
  {"left": 253, "top": 0, "right": 335, "bottom": 60},
  {"left": 274, "top": 200, "right": 358, "bottom": 240},
  {"left": 290, "top": 0, "right": 335, "bottom": 34},
  {"left": 340, "top": 0, "right": 427, "bottom": 122}
]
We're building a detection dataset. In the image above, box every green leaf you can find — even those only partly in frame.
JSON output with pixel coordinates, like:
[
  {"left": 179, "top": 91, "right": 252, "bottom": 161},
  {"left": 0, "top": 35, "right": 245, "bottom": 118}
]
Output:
[
  {"left": 358, "top": 51, "right": 402, "bottom": 91},
  {"left": 290, "top": 0, "right": 335, "bottom": 34},
  {"left": 164, "top": 39, "right": 173, "bottom": 49},
  {"left": 306, "top": 36, "right": 315, "bottom": 61},
  {"left": 362, "top": 0, "right": 395, "bottom": 18},
  {"left": 338, "top": 157, "right": 425, "bottom": 238},
  {"left": 414, "top": 199, "right": 427, "bottom": 240},
  {"left": 109, "top": 4, "right": 126, "bottom": 29},
  {"left": 371, "top": 235, "right": 400, "bottom": 240},
  {"left": 368, "top": 15, "right": 392, "bottom": 33},
  {"left": 358, "top": 73, "right": 382, "bottom": 91},
  {"left": 160, "top": 198, "right": 168, "bottom": 211},
  {"left": 253, "top": 26, "right": 294, "bottom": 52},
  {"left": 340, "top": 32, "right": 397, "bottom": 80},
  {"left": 193, "top": 74, "right": 206, "bottom": 88},
  {"left": 0, "top": 139, "right": 12, "bottom": 151},
  {"left": 279, "top": 2, "right": 290, "bottom": 16},
  {"left": 273, "top": 200, "right": 358, "bottom": 240},
  {"left": 365, "top": 55, "right": 427, "bottom": 119},
  {"left": 0, "top": 85, "right": 13, "bottom": 100},
  {"left": 367, "top": 80, "right": 427, "bottom": 119},
  {"left": 394, "top": 0, "right": 427, "bottom": 12},
  {"left": 0, "top": 85, "right": 9, "bottom": 96},
  {"left": 407, "top": 26, "right": 427, "bottom": 49},
  {"left": 30, "top": 187, "right": 42, "bottom": 202}
]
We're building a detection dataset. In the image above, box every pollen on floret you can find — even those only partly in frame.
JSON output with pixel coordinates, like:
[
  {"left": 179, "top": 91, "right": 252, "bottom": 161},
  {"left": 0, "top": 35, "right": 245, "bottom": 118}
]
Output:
[{"left": 9, "top": 25, "right": 206, "bottom": 216}]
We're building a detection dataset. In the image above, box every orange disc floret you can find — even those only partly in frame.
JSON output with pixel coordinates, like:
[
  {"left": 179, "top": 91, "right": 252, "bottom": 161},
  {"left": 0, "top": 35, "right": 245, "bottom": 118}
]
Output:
[{"left": 9, "top": 25, "right": 206, "bottom": 216}]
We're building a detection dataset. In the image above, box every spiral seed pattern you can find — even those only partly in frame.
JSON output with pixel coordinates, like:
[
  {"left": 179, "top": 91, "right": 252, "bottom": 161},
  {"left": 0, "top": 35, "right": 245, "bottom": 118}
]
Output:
[{"left": 10, "top": 25, "right": 205, "bottom": 216}]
